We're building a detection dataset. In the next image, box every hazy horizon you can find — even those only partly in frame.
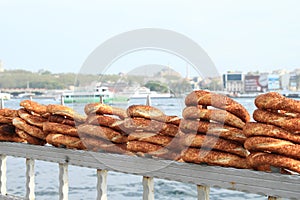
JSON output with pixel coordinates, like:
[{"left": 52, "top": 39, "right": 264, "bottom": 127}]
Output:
[{"left": 1, "top": 0, "right": 300, "bottom": 78}]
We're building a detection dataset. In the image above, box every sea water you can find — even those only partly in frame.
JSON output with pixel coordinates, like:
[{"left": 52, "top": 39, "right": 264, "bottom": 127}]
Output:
[{"left": 3, "top": 97, "right": 265, "bottom": 200}]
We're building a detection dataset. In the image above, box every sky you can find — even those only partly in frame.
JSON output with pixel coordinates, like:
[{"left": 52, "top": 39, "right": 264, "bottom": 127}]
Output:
[{"left": 1, "top": 0, "right": 300, "bottom": 78}]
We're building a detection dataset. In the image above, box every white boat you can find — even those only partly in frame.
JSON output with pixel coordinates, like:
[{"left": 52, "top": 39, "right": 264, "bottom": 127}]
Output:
[
  {"left": 0, "top": 92, "right": 11, "bottom": 100},
  {"left": 17, "top": 93, "right": 35, "bottom": 98},
  {"left": 62, "top": 86, "right": 128, "bottom": 104},
  {"left": 122, "top": 87, "right": 172, "bottom": 99}
]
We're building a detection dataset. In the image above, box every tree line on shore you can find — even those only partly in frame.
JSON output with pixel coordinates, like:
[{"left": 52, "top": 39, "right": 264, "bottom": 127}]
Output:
[{"left": 0, "top": 69, "right": 195, "bottom": 94}]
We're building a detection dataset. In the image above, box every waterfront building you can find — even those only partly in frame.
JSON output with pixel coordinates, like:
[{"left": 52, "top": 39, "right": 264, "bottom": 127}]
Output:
[
  {"left": 267, "top": 74, "right": 280, "bottom": 90},
  {"left": 222, "top": 71, "right": 244, "bottom": 94},
  {"left": 244, "top": 74, "right": 268, "bottom": 93}
]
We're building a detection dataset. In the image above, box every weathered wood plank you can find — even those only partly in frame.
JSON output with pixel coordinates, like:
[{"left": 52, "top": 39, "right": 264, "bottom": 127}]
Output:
[
  {"left": 0, "top": 194, "right": 25, "bottom": 200},
  {"left": 25, "top": 158, "right": 35, "bottom": 200},
  {"left": 96, "top": 169, "right": 107, "bottom": 200},
  {"left": 0, "top": 155, "right": 7, "bottom": 195},
  {"left": 0, "top": 142, "right": 299, "bottom": 199}
]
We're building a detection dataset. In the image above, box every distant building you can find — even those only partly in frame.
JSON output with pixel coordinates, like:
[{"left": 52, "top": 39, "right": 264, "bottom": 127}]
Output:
[
  {"left": 244, "top": 74, "right": 268, "bottom": 93},
  {"left": 289, "top": 73, "right": 298, "bottom": 91},
  {"left": 189, "top": 76, "right": 202, "bottom": 90},
  {"left": 267, "top": 74, "right": 280, "bottom": 90},
  {"left": 280, "top": 73, "right": 290, "bottom": 90},
  {"left": 223, "top": 72, "right": 244, "bottom": 93},
  {"left": 0, "top": 60, "right": 3, "bottom": 72}
]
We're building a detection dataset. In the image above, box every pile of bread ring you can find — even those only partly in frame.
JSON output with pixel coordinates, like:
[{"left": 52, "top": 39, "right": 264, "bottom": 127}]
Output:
[
  {"left": 244, "top": 92, "right": 300, "bottom": 174},
  {"left": 180, "top": 90, "right": 250, "bottom": 169},
  {"left": 79, "top": 103, "right": 129, "bottom": 154},
  {"left": 1, "top": 90, "right": 300, "bottom": 174},
  {"left": 0, "top": 108, "right": 24, "bottom": 143},
  {"left": 44, "top": 104, "right": 86, "bottom": 150},
  {"left": 125, "top": 105, "right": 182, "bottom": 160}
]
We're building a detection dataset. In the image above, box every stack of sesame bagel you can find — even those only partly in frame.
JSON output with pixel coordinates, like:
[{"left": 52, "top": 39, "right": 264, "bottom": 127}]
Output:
[
  {"left": 12, "top": 100, "right": 48, "bottom": 145},
  {"left": 179, "top": 90, "right": 250, "bottom": 169},
  {"left": 0, "top": 108, "right": 24, "bottom": 142},
  {"left": 3, "top": 90, "right": 300, "bottom": 174},
  {"left": 125, "top": 105, "right": 182, "bottom": 160},
  {"left": 244, "top": 92, "right": 300, "bottom": 174},
  {"left": 78, "top": 103, "right": 129, "bottom": 154},
  {"left": 44, "top": 104, "right": 86, "bottom": 150}
]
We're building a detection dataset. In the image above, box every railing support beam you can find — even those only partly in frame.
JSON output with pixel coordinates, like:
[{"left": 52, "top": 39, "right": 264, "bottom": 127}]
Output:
[
  {"left": 197, "top": 185, "right": 210, "bottom": 200},
  {"left": 143, "top": 176, "right": 154, "bottom": 200},
  {"left": 59, "top": 163, "right": 68, "bottom": 200},
  {"left": 0, "top": 97, "right": 4, "bottom": 109},
  {"left": 96, "top": 169, "right": 107, "bottom": 200},
  {"left": 26, "top": 158, "right": 35, "bottom": 200},
  {"left": 0, "top": 155, "right": 7, "bottom": 195}
]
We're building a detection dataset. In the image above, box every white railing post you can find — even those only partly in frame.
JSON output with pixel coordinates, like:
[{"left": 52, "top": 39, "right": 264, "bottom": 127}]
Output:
[
  {"left": 59, "top": 163, "right": 68, "bottom": 200},
  {"left": 143, "top": 96, "right": 154, "bottom": 200},
  {"left": 61, "top": 95, "right": 65, "bottom": 106},
  {"left": 143, "top": 176, "right": 154, "bottom": 200},
  {"left": 0, "top": 155, "right": 7, "bottom": 195},
  {"left": 96, "top": 169, "right": 107, "bottom": 200},
  {"left": 26, "top": 158, "right": 35, "bottom": 200},
  {"left": 0, "top": 97, "right": 4, "bottom": 109},
  {"left": 197, "top": 185, "right": 210, "bottom": 200},
  {"left": 146, "top": 94, "right": 151, "bottom": 106}
]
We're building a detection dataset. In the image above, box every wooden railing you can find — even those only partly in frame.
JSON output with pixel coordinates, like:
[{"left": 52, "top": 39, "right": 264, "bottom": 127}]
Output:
[
  {"left": 1, "top": 143, "right": 300, "bottom": 200},
  {"left": 0, "top": 97, "right": 300, "bottom": 200}
]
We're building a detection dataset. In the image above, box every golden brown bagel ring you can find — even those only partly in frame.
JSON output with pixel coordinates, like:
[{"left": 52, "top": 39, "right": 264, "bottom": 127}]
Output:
[
  {"left": 43, "top": 122, "right": 78, "bottom": 137},
  {"left": 165, "top": 116, "right": 181, "bottom": 126},
  {"left": 127, "top": 105, "right": 167, "bottom": 122},
  {"left": 181, "top": 148, "right": 249, "bottom": 169},
  {"left": 255, "top": 92, "right": 300, "bottom": 113},
  {"left": 84, "top": 103, "right": 127, "bottom": 119},
  {"left": 18, "top": 109, "right": 47, "bottom": 128},
  {"left": 0, "top": 124, "right": 25, "bottom": 143},
  {"left": 15, "top": 128, "right": 46, "bottom": 145},
  {"left": 253, "top": 109, "right": 300, "bottom": 133},
  {"left": 181, "top": 134, "right": 248, "bottom": 157},
  {"left": 185, "top": 90, "right": 250, "bottom": 122},
  {"left": 12, "top": 117, "right": 47, "bottom": 140},
  {"left": 48, "top": 114, "right": 76, "bottom": 126},
  {"left": 128, "top": 132, "right": 173, "bottom": 146},
  {"left": 20, "top": 100, "right": 47, "bottom": 115},
  {"left": 81, "top": 137, "right": 129, "bottom": 154},
  {"left": 247, "top": 152, "right": 300, "bottom": 174},
  {"left": 78, "top": 124, "right": 128, "bottom": 143},
  {"left": 180, "top": 119, "right": 246, "bottom": 144},
  {"left": 127, "top": 141, "right": 180, "bottom": 160},
  {"left": 46, "top": 133, "right": 86, "bottom": 150},
  {"left": 182, "top": 106, "right": 245, "bottom": 129},
  {"left": 0, "top": 108, "right": 18, "bottom": 117},
  {"left": 123, "top": 117, "right": 179, "bottom": 137},
  {"left": 0, "top": 116, "right": 14, "bottom": 124},
  {"left": 47, "top": 104, "right": 86, "bottom": 123},
  {"left": 86, "top": 114, "right": 125, "bottom": 132},
  {"left": 243, "top": 122, "right": 300, "bottom": 144},
  {"left": 244, "top": 136, "right": 300, "bottom": 160}
]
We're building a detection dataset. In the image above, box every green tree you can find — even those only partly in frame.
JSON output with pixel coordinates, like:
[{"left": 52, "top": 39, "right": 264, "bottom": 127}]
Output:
[{"left": 144, "top": 81, "right": 169, "bottom": 93}]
